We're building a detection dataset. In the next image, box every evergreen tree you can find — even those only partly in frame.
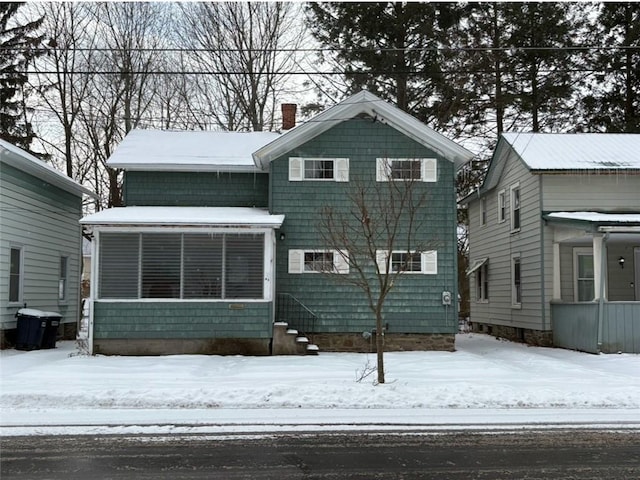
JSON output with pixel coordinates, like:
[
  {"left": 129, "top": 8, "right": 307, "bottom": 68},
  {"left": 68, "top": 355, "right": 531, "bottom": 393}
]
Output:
[
  {"left": 305, "top": 2, "right": 465, "bottom": 126},
  {"left": 581, "top": 2, "right": 639, "bottom": 133},
  {"left": 0, "top": 2, "right": 43, "bottom": 150}
]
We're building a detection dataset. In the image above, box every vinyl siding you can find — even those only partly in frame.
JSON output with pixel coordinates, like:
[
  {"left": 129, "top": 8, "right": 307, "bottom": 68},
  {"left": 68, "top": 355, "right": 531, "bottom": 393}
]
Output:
[
  {"left": 541, "top": 173, "right": 640, "bottom": 211},
  {"left": 124, "top": 171, "right": 269, "bottom": 207},
  {"left": 271, "top": 118, "right": 458, "bottom": 334},
  {"left": 0, "top": 162, "right": 83, "bottom": 329},
  {"left": 93, "top": 301, "right": 272, "bottom": 339},
  {"left": 468, "top": 149, "right": 546, "bottom": 331}
]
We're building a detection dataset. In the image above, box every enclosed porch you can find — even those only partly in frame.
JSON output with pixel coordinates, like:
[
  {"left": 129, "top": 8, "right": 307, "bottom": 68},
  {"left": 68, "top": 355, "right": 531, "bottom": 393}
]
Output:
[
  {"left": 81, "top": 207, "right": 284, "bottom": 355},
  {"left": 545, "top": 212, "right": 640, "bottom": 353}
]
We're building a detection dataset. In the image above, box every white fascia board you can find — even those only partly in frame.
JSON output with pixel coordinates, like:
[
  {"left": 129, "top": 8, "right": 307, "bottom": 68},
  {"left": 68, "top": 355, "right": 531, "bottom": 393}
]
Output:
[
  {"left": 113, "top": 163, "right": 265, "bottom": 173},
  {"left": 80, "top": 207, "right": 285, "bottom": 229},
  {"left": 253, "top": 91, "right": 474, "bottom": 170},
  {"left": 0, "top": 141, "right": 97, "bottom": 198}
]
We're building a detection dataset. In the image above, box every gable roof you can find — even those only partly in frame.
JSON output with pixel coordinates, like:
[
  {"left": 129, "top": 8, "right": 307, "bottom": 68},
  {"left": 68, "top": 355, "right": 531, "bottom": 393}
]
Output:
[
  {"left": 107, "top": 129, "right": 281, "bottom": 172},
  {"left": 463, "top": 132, "right": 640, "bottom": 203},
  {"left": 253, "top": 91, "right": 474, "bottom": 170},
  {"left": 0, "top": 139, "right": 96, "bottom": 198},
  {"left": 502, "top": 133, "right": 640, "bottom": 170}
]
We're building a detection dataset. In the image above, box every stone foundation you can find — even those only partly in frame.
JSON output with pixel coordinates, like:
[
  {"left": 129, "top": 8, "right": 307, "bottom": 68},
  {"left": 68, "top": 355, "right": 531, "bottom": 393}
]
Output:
[
  {"left": 311, "top": 333, "right": 456, "bottom": 353},
  {"left": 93, "top": 338, "right": 271, "bottom": 356},
  {"left": 471, "top": 323, "right": 553, "bottom": 347}
]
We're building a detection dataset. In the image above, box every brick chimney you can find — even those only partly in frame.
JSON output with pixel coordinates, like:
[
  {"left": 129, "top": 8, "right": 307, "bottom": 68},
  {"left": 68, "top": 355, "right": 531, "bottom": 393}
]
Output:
[{"left": 281, "top": 103, "right": 297, "bottom": 130}]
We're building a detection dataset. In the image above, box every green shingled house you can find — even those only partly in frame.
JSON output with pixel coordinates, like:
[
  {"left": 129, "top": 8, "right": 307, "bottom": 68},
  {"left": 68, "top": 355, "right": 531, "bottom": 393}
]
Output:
[{"left": 81, "top": 91, "right": 473, "bottom": 355}]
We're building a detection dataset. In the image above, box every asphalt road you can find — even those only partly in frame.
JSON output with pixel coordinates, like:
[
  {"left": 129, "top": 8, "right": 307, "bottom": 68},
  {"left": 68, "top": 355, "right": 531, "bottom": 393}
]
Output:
[{"left": 2, "top": 429, "right": 639, "bottom": 479}]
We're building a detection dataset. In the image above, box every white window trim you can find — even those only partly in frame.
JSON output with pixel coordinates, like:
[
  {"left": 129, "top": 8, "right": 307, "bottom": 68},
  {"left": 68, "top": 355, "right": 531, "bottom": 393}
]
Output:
[
  {"left": 376, "top": 250, "right": 437, "bottom": 275},
  {"left": 573, "top": 247, "right": 594, "bottom": 302},
  {"left": 476, "top": 263, "right": 489, "bottom": 303},
  {"left": 497, "top": 189, "right": 506, "bottom": 223},
  {"left": 59, "top": 255, "right": 69, "bottom": 303},
  {"left": 376, "top": 158, "right": 437, "bottom": 182},
  {"left": 511, "top": 253, "right": 522, "bottom": 308},
  {"left": 289, "top": 157, "right": 349, "bottom": 182},
  {"left": 510, "top": 183, "right": 521, "bottom": 232},
  {"left": 479, "top": 197, "right": 487, "bottom": 226},
  {"left": 8, "top": 245, "right": 24, "bottom": 305},
  {"left": 288, "top": 249, "right": 349, "bottom": 274}
]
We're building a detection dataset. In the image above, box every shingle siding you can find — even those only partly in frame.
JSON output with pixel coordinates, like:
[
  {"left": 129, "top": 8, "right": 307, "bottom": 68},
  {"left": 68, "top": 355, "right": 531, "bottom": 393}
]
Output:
[
  {"left": 124, "top": 171, "right": 269, "bottom": 207},
  {"left": 93, "top": 301, "right": 273, "bottom": 339},
  {"left": 271, "top": 118, "right": 458, "bottom": 334}
]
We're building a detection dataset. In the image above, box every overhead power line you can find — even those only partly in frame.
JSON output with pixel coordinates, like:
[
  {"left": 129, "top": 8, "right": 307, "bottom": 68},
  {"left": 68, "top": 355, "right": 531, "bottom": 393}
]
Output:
[{"left": 1, "top": 45, "right": 640, "bottom": 54}]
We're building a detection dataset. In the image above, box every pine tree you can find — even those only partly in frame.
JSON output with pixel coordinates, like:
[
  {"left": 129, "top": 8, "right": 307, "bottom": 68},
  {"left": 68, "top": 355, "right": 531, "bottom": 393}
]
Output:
[
  {"left": 305, "top": 2, "right": 465, "bottom": 126},
  {"left": 0, "top": 2, "right": 44, "bottom": 150},
  {"left": 581, "top": 2, "right": 639, "bottom": 133}
]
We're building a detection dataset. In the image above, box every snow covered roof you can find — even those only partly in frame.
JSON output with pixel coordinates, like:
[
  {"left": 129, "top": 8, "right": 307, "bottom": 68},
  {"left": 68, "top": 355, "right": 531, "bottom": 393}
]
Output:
[
  {"left": 253, "top": 91, "right": 474, "bottom": 170},
  {"left": 502, "top": 133, "right": 640, "bottom": 170},
  {"left": 81, "top": 207, "right": 285, "bottom": 228},
  {"left": 107, "top": 130, "right": 281, "bottom": 172},
  {"left": 0, "top": 139, "right": 96, "bottom": 198},
  {"left": 545, "top": 211, "right": 640, "bottom": 225}
]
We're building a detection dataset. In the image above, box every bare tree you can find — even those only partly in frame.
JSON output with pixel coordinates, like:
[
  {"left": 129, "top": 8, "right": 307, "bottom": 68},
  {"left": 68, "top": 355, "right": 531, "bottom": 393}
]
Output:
[
  {"left": 318, "top": 174, "right": 439, "bottom": 384},
  {"left": 76, "top": 2, "right": 172, "bottom": 208},
  {"left": 178, "top": 2, "right": 305, "bottom": 131},
  {"left": 31, "top": 2, "right": 96, "bottom": 182}
]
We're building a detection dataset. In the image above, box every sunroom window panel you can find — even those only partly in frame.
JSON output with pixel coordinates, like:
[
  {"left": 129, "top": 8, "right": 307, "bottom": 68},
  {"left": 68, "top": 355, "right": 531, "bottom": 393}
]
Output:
[
  {"left": 183, "top": 234, "right": 223, "bottom": 299},
  {"left": 225, "top": 234, "right": 264, "bottom": 299},
  {"left": 99, "top": 233, "right": 139, "bottom": 299},
  {"left": 141, "top": 234, "right": 181, "bottom": 298}
]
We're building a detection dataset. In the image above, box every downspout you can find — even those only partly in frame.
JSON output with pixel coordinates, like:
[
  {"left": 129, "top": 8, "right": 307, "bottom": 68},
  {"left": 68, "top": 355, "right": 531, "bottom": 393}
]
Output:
[
  {"left": 539, "top": 175, "right": 546, "bottom": 331},
  {"left": 88, "top": 230, "right": 97, "bottom": 355},
  {"left": 597, "top": 232, "right": 609, "bottom": 353}
]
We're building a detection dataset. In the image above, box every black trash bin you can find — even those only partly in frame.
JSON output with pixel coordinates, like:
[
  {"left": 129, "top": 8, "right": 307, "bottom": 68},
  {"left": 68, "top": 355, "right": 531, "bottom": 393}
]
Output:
[
  {"left": 41, "top": 313, "right": 62, "bottom": 349},
  {"left": 15, "top": 309, "right": 47, "bottom": 350}
]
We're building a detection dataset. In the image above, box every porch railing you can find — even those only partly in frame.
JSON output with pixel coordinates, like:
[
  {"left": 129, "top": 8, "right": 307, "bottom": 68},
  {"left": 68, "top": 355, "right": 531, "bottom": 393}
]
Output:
[
  {"left": 275, "top": 293, "right": 318, "bottom": 340},
  {"left": 551, "top": 301, "right": 640, "bottom": 354}
]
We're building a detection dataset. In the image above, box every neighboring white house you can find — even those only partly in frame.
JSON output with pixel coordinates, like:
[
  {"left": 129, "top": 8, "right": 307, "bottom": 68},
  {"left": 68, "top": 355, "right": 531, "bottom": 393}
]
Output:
[{"left": 0, "top": 140, "right": 96, "bottom": 347}]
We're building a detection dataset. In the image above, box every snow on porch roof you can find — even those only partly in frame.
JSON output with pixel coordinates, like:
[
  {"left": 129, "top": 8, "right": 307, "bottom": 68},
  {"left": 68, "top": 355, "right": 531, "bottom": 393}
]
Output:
[
  {"left": 107, "top": 130, "right": 281, "bottom": 172},
  {"left": 81, "top": 207, "right": 285, "bottom": 228},
  {"left": 545, "top": 212, "right": 640, "bottom": 223},
  {"left": 502, "top": 133, "right": 640, "bottom": 170}
]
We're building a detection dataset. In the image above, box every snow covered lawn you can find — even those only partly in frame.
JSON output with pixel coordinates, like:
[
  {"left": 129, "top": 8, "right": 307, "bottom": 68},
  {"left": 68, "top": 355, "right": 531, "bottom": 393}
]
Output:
[{"left": 1, "top": 333, "right": 639, "bottom": 435}]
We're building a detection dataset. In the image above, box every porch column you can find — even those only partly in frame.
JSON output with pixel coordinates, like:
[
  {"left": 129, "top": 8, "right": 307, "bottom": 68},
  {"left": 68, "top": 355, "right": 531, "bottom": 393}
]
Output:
[
  {"left": 552, "top": 242, "right": 561, "bottom": 300},
  {"left": 593, "top": 233, "right": 607, "bottom": 301}
]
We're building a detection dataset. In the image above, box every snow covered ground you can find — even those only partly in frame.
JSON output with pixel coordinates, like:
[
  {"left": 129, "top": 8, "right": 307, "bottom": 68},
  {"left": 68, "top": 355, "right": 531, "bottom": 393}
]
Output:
[{"left": 1, "top": 333, "right": 639, "bottom": 436}]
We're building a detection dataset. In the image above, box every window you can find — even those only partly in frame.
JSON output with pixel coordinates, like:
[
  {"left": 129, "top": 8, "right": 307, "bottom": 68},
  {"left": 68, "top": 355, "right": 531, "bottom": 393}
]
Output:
[
  {"left": 376, "top": 158, "right": 437, "bottom": 182},
  {"left": 99, "top": 232, "right": 265, "bottom": 300},
  {"left": 512, "top": 254, "right": 522, "bottom": 306},
  {"left": 376, "top": 250, "right": 437, "bottom": 275},
  {"left": 480, "top": 197, "right": 487, "bottom": 226},
  {"left": 9, "top": 247, "right": 23, "bottom": 303},
  {"left": 498, "top": 190, "right": 506, "bottom": 223},
  {"left": 288, "top": 249, "right": 349, "bottom": 274},
  {"left": 510, "top": 184, "right": 521, "bottom": 231},
  {"left": 476, "top": 263, "right": 489, "bottom": 301},
  {"left": 289, "top": 157, "right": 349, "bottom": 182},
  {"left": 59, "top": 256, "right": 68, "bottom": 301},
  {"left": 574, "top": 249, "right": 594, "bottom": 302}
]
